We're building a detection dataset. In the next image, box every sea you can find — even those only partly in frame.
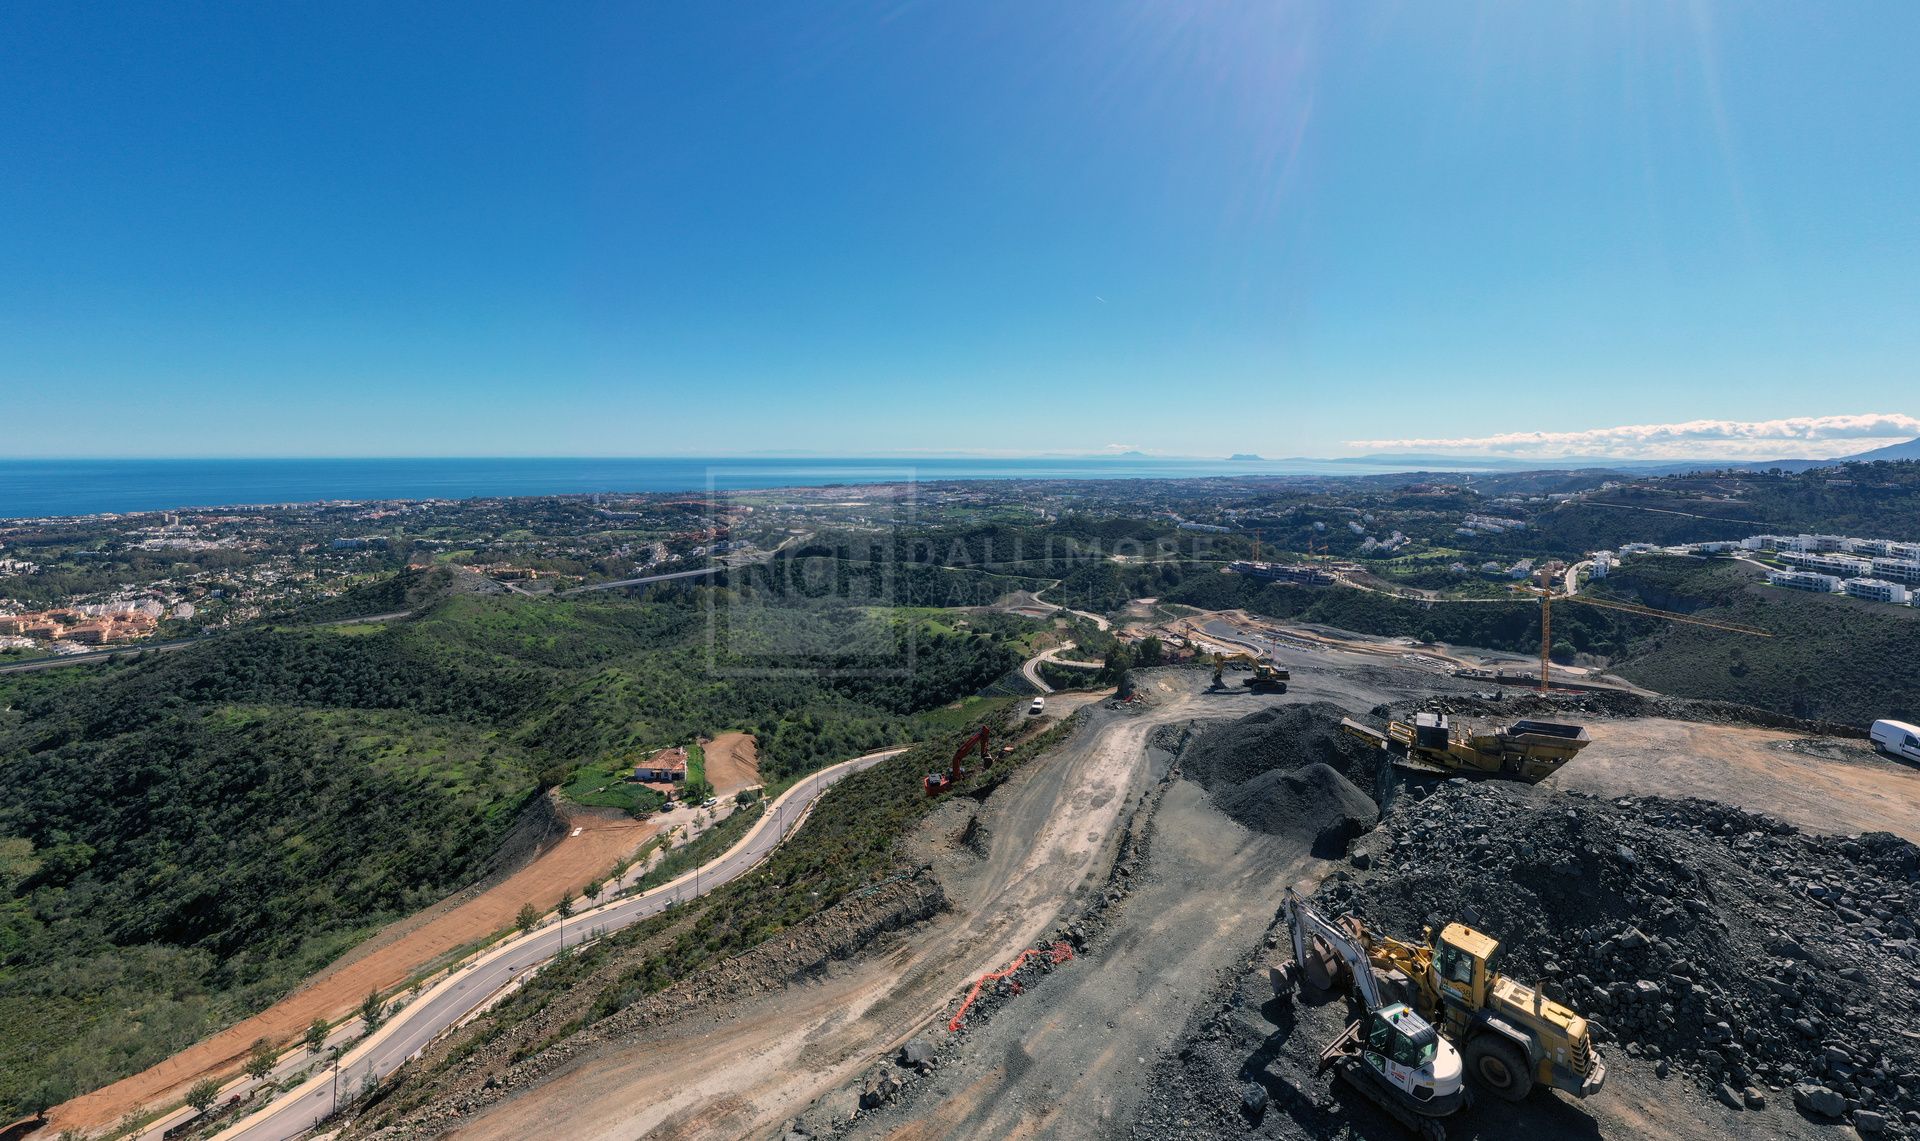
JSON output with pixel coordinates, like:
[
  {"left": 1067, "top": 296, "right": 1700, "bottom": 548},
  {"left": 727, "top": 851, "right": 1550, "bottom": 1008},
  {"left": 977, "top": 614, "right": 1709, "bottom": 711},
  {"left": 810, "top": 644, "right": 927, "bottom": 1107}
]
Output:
[{"left": 0, "top": 456, "right": 1447, "bottom": 520}]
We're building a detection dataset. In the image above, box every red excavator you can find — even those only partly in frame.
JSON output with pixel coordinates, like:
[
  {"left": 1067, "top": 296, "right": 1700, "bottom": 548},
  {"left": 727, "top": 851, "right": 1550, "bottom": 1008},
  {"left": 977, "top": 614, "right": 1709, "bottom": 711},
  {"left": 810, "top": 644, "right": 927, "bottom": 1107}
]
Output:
[{"left": 926, "top": 726, "right": 991, "bottom": 797}]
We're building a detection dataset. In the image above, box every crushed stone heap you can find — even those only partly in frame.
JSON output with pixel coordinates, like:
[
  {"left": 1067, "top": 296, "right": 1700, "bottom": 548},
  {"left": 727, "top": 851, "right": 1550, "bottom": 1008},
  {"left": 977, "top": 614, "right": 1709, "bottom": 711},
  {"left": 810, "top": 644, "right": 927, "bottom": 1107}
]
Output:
[{"left": 1322, "top": 781, "right": 1920, "bottom": 1134}]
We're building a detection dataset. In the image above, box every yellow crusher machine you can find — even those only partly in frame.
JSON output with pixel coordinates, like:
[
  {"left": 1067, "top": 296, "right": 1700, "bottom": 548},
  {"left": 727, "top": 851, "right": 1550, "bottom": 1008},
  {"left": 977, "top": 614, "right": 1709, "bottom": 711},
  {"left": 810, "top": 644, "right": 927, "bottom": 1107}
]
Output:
[{"left": 1338, "top": 712, "right": 1591, "bottom": 784}]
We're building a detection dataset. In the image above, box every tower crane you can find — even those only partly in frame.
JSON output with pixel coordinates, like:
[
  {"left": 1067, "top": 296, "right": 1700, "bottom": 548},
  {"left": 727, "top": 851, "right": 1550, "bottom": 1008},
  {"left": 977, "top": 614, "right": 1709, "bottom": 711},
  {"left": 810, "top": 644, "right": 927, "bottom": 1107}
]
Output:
[{"left": 1512, "top": 562, "right": 1770, "bottom": 693}]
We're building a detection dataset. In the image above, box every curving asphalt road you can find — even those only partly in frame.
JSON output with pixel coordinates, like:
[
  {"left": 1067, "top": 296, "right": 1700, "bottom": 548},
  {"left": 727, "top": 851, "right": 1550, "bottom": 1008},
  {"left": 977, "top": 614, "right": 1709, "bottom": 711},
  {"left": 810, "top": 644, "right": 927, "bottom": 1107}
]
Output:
[{"left": 196, "top": 746, "right": 906, "bottom": 1141}]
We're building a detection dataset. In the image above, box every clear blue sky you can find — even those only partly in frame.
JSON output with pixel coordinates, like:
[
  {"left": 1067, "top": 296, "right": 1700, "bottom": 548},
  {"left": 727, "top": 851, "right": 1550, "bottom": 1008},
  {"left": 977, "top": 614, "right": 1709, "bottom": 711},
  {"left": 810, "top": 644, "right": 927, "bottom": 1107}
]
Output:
[{"left": 4, "top": 2, "right": 1917, "bottom": 460}]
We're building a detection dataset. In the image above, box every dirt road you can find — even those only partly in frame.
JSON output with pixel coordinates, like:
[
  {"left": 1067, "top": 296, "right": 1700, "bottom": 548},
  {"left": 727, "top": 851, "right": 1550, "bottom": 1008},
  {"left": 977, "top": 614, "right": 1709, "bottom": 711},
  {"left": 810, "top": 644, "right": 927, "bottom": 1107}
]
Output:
[
  {"left": 339, "top": 621, "right": 1920, "bottom": 1141},
  {"left": 1553, "top": 717, "right": 1920, "bottom": 840},
  {"left": 52, "top": 806, "right": 658, "bottom": 1135},
  {"left": 440, "top": 677, "right": 1247, "bottom": 1141},
  {"left": 439, "top": 656, "right": 1458, "bottom": 1141}
]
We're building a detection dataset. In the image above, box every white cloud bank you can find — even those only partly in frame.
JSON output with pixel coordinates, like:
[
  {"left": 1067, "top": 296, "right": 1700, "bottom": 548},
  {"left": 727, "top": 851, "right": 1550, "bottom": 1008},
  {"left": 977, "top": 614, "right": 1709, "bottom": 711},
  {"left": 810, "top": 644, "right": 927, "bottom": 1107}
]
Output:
[{"left": 1345, "top": 413, "right": 1920, "bottom": 460}]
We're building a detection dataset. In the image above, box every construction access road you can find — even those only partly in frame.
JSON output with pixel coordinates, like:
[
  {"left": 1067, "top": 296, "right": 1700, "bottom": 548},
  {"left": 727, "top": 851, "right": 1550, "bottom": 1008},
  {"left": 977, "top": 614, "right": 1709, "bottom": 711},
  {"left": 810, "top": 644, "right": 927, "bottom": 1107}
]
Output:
[
  {"left": 189, "top": 747, "right": 903, "bottom": 1141},
  {"left": 387, "top": 614, "right": 1920, "bottom": 1141},
  {"left": 418, "top": 657, "right": 1461, "bottom": 1141}
]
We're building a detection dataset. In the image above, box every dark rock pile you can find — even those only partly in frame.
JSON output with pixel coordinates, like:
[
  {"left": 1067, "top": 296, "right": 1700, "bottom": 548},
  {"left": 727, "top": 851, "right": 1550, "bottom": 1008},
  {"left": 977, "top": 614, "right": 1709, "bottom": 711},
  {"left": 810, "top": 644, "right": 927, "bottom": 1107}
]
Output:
[
  {"left": 1323, "top": 781, "right": 1920, "bottom": 1135},
  {"left": 1216, "top": 763, "right": 1378, "bottom": 856},
  {"left": 1179, "top": 702, "right": 1385, "bottom": 795}
]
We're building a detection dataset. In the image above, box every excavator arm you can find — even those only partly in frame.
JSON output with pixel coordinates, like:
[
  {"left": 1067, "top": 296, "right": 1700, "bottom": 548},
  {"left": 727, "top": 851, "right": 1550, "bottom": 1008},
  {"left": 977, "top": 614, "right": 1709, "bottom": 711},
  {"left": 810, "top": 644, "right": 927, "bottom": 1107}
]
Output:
[{"left": 1280, "top": 888, "right": 1385, "bottom": 1009}]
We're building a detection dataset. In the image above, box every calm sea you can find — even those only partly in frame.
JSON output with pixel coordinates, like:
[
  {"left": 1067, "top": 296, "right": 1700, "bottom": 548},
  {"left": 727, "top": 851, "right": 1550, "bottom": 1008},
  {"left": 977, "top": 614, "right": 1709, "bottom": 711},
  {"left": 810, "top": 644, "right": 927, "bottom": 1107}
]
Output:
[{"left": 0, "top": 456, "right": 1443, "bottom": 520}]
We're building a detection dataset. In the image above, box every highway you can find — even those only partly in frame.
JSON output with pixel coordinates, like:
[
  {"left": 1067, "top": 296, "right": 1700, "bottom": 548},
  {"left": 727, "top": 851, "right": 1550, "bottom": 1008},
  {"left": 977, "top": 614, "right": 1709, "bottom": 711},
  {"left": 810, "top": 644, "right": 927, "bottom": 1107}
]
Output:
[{"left": 182, "top": 746, "right": 905, "bottom": 1141}]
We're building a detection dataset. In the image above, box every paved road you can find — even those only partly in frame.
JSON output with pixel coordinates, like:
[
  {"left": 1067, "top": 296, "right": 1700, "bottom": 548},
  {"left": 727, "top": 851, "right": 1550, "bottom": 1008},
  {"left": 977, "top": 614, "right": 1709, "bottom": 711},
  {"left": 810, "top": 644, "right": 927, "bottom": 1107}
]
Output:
[
  {"left": 185, "top": 747, "right": 905, "bottom": 1141},
  {"left": 1019, "top": 643, "right": 1105, "bottom": 693},
  {"left": 557, "top": 563, "right": 731, "bottom": 595}
]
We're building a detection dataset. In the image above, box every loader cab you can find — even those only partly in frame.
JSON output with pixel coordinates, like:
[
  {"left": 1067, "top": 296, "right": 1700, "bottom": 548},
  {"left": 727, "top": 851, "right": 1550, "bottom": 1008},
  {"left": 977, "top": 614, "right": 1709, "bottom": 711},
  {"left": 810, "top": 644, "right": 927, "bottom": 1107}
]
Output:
[{"left": 1435, "top": 923, "right": 1500, "bottom": 1012}]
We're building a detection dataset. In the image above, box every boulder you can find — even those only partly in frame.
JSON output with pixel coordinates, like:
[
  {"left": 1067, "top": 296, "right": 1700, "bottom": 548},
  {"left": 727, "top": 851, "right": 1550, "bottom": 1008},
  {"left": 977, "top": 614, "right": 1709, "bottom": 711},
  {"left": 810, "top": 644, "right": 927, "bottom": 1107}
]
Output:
[
  {"left": 1793, "top": 1083, "right": 1848, "bottom": 1119},
  {"left": 1241, "top": 1083, "right": 1270, "bottom": 1122},
  {"left": 898, "top": 1039, "right": 936, "bottom": 1070}
]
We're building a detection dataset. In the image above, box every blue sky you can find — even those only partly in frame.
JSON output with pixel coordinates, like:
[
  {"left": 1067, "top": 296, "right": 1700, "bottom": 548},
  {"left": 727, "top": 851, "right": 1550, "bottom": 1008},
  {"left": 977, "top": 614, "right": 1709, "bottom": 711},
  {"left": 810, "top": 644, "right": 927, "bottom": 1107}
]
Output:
[{"left": 3, "top": 2, "right": 1917, "bottom": 460}]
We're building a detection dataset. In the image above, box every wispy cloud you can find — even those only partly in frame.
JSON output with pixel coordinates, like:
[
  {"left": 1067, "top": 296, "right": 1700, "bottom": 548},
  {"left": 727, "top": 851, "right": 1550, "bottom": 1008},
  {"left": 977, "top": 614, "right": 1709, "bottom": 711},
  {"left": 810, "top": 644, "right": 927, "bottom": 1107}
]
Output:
[{"left": 1346, "top": 413, "right": 1920, "bottom": 460}]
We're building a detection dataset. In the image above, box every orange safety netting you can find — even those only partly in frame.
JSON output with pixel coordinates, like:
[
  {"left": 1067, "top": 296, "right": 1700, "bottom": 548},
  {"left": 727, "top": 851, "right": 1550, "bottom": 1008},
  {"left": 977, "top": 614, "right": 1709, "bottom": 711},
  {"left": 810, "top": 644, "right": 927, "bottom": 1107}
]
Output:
[{"left": 946, "top": 941, "right": 1076, "bottom": 1032}]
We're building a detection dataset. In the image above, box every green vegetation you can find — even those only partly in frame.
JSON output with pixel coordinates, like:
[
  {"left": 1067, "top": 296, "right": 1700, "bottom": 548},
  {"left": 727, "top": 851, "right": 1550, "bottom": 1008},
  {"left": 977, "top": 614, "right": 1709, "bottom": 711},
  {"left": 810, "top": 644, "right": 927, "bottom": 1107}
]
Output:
[
  {"left": 0, "top": 576, "right": 1031, "bottom": 1119},
  {"left": 1168, "top": 555, "right": 1919, "bottom": 725},
  {"left": 636, "top": 803, "right": 762, "bottom": 892},
  {"left": 560, "top": 754, "right": 668, "bottom": 816},
  {"left": 1602, "top": 558, "right": 1920, "bottom": 725},
  {"left": 357, "top": 706, "right": 1072, "bottom": 1125}
]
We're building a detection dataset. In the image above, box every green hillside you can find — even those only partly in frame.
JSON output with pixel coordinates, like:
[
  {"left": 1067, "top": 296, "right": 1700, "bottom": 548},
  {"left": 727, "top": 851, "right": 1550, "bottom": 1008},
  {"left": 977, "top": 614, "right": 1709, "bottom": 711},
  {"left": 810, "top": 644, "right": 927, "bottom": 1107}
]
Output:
[
  {"left": 1602, "top": 558, "right": 1920, "bottom": 726},
  {"left": 0, "top": 583, "right": 1027, "bottom": 1118}
]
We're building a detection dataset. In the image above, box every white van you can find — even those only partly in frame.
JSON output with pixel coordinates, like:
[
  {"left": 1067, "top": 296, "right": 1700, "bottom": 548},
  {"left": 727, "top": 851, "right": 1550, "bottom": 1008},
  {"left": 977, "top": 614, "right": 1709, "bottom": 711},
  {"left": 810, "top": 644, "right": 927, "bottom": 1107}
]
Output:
[
  {"left": 1030, "top": 696, "right": 1046, "bottom": 715},
  {"left": 1870, "top": 720, "right": 1920, "bottom": 762}
]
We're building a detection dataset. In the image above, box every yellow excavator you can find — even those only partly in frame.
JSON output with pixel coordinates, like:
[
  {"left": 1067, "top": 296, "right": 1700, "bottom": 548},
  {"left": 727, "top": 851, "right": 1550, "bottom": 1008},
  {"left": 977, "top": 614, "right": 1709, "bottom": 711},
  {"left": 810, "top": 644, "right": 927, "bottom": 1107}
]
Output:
[
  {"left": 1211, "top": 651, "right": 1289, "bottom": 692},
  {"left": 1339, "top": 712, "right": 1590, "bottom": 784},
  {"left": 1274, "top": 889, "right": 1604, "bottom": 1120}
]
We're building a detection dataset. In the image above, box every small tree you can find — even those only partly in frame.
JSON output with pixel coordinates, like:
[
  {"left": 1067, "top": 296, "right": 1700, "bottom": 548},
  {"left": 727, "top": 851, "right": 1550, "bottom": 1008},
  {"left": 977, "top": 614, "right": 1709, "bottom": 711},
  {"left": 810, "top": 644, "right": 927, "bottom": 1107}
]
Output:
[
  {"left": 583, "top": 879, "right": 603, "bottom": 904},
  {"left": 557, "top": 889, "right": 575, "bottom": 919},
  {"left": 186, "top": 1078, "right": 221, "bottom": 1115},
  {"left": 359, "top": 989, "right": 384, "bottom": 1032},
  {"left": 244, "top": 1038, "right": 276, "bottom": 1081},
  {"left": 1136, "top": 636, "right": 1164, "bottom": 667},
  {"left": 516, "top": 902, "right": 539, "bottom": 934},
  {"left": 304, "top": 1018, "right": 329, "bottom": 1055}
]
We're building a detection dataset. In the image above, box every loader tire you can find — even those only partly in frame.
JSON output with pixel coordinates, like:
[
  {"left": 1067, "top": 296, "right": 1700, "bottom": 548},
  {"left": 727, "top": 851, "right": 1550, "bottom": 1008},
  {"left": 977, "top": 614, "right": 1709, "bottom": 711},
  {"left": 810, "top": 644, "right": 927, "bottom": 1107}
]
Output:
[{"left": 1465, "top": 1035, "right": 1533, "bottom": 1102}]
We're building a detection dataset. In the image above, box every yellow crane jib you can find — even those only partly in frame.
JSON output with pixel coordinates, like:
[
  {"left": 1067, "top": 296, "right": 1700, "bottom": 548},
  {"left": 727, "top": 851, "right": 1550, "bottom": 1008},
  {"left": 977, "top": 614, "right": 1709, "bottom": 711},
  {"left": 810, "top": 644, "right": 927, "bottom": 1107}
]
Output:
[{"left": 1513, "top": 562, "right": 1770, "bottom": 693}]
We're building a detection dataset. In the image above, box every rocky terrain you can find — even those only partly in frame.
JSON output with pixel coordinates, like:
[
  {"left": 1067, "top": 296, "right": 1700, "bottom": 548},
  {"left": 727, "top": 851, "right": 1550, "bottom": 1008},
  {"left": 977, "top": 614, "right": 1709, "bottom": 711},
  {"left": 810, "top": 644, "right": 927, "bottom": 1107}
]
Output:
[{"left": 1141, "top": 764, "right": 1920, "bottom": 1140}]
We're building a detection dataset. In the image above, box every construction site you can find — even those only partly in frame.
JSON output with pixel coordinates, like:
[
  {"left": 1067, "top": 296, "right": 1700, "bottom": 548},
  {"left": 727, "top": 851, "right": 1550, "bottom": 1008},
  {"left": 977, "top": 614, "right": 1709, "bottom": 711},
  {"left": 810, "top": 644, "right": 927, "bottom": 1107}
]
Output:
[{"left": 323, "top": 601, "right": 1920, "bottom": 1141}]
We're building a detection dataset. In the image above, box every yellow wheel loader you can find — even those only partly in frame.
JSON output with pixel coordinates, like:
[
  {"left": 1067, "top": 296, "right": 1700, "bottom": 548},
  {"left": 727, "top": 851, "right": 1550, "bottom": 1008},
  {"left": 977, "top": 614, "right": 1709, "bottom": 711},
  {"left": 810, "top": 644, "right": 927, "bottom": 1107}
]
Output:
[{"left": 1273, "top": 889, "right": 1605, "bottom": 1112}]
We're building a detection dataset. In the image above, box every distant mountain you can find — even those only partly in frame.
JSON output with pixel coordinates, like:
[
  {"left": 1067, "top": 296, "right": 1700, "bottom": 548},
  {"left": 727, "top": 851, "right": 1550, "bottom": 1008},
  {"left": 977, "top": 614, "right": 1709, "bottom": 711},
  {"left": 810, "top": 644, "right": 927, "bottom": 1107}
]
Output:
[
  {"left": 1837, "top": 436, "right": 1920, "bottom": 463},
  {"left": 1226, "top": 453, "right": 1265, "bottom": 462},
  {"left": 1328, "top": 437, "right": 1920, "bottom": 477}
]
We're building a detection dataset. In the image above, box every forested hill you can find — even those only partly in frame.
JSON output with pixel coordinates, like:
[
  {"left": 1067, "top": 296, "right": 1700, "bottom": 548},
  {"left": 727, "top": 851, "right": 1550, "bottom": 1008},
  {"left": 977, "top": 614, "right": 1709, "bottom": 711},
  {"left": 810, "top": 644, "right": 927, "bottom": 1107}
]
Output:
[{"left": 0, "top": 584, "right": 1026, "bottom": 1118}]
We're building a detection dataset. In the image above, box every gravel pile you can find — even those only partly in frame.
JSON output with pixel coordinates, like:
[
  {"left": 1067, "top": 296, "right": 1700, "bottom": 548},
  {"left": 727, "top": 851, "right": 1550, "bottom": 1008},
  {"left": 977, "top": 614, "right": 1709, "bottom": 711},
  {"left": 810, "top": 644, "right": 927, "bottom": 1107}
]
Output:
[
  {"left": 1402, "top": 689, "right": 1868, "bottom": 739},
  {"left": 1324, "top": 782, "right": 1920, "bottom": 1135},
  {"left": 1180, "top": 702, "right": 1386, "bottom": 795},
  {"left": 1215, "top": 763, "right": 1377, "bottom": 857}
]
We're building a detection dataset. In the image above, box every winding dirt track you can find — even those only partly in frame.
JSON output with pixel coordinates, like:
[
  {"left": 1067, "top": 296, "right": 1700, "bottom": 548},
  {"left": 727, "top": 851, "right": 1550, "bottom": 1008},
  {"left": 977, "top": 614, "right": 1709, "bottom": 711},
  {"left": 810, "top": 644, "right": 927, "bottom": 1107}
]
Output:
[
  {"left": 440, "top": 684, "right": 1216, "bottom": 1141},
  {"left": 52, "top": 811, "right": 658, "bottom": 1135}
]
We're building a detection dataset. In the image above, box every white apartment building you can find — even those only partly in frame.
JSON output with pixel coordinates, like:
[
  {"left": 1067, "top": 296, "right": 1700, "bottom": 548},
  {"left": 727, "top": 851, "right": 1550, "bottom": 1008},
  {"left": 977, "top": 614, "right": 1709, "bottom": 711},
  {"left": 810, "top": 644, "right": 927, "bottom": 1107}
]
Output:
[
  {"left": 1844, "top": 578, "right": 1911, "bottom": 604},
  {"left": 1779, "top": 550, "right": 1874, "bottom": 576},
  {"left": 1768, "top": 570, "right": 1841, "bottom": 593},
  {"left": 1870, "top": 558, "right": 1920, "bottom": 585}
]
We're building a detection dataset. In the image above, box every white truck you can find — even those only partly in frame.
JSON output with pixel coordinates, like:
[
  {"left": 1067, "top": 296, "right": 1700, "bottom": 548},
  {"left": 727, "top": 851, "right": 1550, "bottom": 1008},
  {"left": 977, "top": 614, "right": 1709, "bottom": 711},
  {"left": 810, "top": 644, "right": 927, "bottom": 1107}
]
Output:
[{"left": 1870, "top": 720, "right": 1920, "bottom": 763}]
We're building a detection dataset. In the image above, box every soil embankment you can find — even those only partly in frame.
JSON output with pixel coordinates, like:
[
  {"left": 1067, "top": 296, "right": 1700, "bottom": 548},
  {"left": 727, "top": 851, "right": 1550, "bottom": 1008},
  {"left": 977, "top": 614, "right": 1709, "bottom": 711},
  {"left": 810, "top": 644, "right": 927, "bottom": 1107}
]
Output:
[
  {"left": 49, "top": 794, "right": 657, "bottom": 1135},
  {"left": 702, "top": 731, "right": 762, "bottom": 796}
]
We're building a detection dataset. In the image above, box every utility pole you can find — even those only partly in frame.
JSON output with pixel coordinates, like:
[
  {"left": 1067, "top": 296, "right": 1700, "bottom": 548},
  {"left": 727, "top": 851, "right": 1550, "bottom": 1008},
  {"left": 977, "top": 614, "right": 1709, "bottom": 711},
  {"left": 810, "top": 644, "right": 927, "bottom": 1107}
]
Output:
[{"left": 330, "top": 1047, "right": 342, "bottom": 1114}]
